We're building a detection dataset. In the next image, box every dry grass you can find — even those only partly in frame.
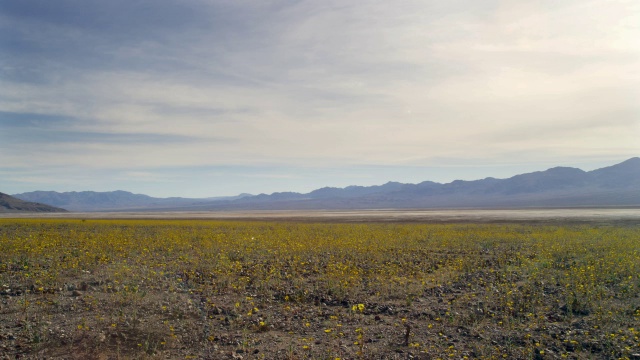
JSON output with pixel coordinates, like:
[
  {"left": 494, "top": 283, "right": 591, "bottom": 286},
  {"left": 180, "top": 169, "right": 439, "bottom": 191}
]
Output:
[{"left": 0, "top": 219, "right": 639, "bottom": 359}]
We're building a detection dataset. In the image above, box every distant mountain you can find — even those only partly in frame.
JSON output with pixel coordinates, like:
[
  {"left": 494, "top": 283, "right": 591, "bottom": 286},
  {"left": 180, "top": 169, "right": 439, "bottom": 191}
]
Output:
[
  {"left": 12, "top": 190, "right": 252, "bottom": 212},
  {"left": 0, "top": 192, "right": 67, "bottom": 213},
  {"left": 13, "top": 158, "right": 640, "bottom": 211},
  {"left": 197, "top": 157, "right": 640, "bottom": 210}
]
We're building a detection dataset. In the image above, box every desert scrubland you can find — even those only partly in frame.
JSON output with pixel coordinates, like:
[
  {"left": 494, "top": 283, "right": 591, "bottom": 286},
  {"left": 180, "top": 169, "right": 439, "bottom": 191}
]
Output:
[{"left": 0, "top": 219, "right": 639, "bottom": 359}]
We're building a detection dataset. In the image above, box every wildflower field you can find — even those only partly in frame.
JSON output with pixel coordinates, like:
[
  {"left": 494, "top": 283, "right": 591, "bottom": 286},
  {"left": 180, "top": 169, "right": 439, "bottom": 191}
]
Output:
[{"left": 0, "top": 219, "right": 639, "bottom": 359}]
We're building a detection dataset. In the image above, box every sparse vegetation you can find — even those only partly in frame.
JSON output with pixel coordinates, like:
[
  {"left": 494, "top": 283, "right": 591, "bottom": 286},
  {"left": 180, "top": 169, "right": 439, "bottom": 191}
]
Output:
[{"left": 0, "top": 219, "right": 638, "bottom": 359}]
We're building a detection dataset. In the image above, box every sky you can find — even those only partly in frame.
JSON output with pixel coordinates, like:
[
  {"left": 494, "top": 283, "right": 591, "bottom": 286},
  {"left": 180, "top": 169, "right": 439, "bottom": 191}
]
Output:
[{"left": 1, "top": 0, "right": 639, "bottom": 198}]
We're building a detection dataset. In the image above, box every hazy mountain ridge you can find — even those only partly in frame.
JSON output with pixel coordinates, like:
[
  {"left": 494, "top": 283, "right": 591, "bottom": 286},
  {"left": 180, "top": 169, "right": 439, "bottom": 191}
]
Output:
[
  {"left": 12, "top": 190, "right": 252, "bottom": 212},
  {"left": 0, "top": 192, "right": 68, "bottom": 213},
  {"left": 208, "top": 157, "right": 640, "bottom": 210},
  {"left": 12, "top": 158, "right": 640, "bottom": 211}
]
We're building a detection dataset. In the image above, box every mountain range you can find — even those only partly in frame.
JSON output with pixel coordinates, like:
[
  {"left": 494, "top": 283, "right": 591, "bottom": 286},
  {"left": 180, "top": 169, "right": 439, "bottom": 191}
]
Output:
[
  {"left": 10, "top": 191, "right": 252, "bottom": 212},
  {"left": 0, "top": 192, "right": 67, "bottom": 213},
  {"left": 11, "top": 157, "right": 640, "bottom": 212}
]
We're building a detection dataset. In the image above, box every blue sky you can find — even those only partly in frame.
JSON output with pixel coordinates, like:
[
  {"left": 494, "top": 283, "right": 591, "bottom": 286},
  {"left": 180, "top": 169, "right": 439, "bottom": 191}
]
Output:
[{"left": 1, "top": 0, "right": 639, "bottom": 197}]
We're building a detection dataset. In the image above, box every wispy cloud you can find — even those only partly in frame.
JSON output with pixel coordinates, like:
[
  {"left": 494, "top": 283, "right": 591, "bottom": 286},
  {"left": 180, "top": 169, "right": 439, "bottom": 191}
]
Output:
[{"left": 1, "top": 0, "right": 639, "bottom": 196}]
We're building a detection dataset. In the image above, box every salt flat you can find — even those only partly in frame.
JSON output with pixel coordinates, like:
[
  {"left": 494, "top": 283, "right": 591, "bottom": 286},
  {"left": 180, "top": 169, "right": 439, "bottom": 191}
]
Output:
[{"left": 2, "top": 208, "right": 640, "bottom": 224}]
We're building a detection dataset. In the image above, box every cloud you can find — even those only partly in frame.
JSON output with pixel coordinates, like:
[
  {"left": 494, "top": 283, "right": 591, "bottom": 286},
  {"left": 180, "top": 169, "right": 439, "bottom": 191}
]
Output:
[{"left": 1, "top": 0, "right": 639, "bottom": 196}]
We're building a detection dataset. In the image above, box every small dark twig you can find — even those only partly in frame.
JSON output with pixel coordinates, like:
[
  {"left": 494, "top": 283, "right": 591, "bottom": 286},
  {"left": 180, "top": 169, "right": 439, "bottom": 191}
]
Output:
[{"left": 403, "top": 323, "right": 411, "bottom": 346}]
